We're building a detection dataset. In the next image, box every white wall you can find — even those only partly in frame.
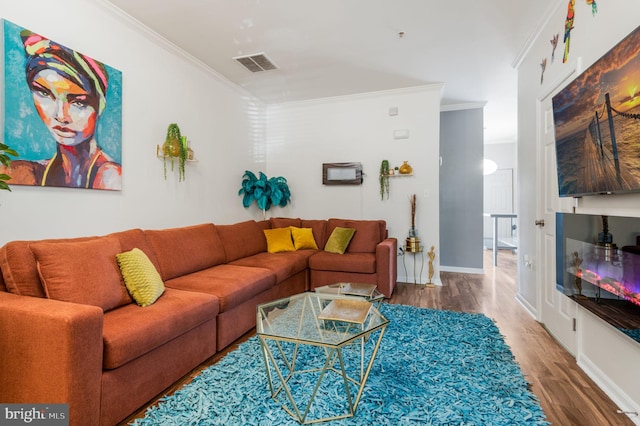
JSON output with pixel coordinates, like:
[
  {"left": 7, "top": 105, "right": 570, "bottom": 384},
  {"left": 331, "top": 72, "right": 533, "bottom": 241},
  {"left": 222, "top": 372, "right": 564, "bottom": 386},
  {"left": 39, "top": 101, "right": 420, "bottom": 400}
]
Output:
[
  {"left": 484, "top": 142, "right": 516, "bottom": 172},
  {"left": 0, "top": 0, "right": 266, "bottom": 244},
  {"left": 518, "top": 0, "right": 640, "bottom": 418},
  {"left": 266, "top": 86, "right": 442, "bottom": 284}
]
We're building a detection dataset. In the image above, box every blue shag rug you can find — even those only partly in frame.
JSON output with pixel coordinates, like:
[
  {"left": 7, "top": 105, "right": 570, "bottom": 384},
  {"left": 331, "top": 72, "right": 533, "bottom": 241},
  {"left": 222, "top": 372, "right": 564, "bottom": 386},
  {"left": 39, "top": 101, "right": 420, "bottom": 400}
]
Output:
[{"left": 132, "top": 304, "right": 548, "bottom": 425}]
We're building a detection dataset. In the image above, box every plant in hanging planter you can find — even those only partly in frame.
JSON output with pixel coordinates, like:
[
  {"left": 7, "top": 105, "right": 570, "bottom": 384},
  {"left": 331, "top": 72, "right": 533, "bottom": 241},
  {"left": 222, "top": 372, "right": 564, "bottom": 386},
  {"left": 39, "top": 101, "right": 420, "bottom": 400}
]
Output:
[
  {"left": 0, "top": 143, "right": 19, "bottom": 192},
  {"left": 379, "top": 159, "right": 390, "bottom": 200},
  {"left": 238, "top": 171, "right": 292, "bottom": 219},
  {"left": 162, "top": 123, "right": 187, "bottom": 181}
]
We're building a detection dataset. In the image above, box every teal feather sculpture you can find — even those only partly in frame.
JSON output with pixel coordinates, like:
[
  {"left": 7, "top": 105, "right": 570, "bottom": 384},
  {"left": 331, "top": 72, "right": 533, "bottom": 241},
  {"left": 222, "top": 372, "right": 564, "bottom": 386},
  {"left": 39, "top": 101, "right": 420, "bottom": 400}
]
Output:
[{"left": 239, "top": 171, "right": 291, "bottom": 218}]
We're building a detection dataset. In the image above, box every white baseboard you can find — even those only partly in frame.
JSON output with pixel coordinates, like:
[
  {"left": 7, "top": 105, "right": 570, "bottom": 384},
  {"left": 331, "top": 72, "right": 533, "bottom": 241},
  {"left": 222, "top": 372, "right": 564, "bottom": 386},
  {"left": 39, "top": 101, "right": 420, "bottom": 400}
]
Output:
[
  {"left": 439, "top": 265, "right": 484, "bottom": 274},
  {"left": 515, "top": 292, "right": 537, "bottom": 320},
  {"left": 578, "top": 354, "right": 640, "bottom": 425},
  {"left": 396, "top": 274, "right": 442, "bottom": 286}
]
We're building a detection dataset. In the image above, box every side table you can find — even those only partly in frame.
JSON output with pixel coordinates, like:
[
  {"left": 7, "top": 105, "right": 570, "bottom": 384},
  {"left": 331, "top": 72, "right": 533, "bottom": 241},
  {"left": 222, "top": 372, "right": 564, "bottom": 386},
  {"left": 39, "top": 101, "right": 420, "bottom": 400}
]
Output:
[{"left": 402, "top": 246, "right": 424, "bottom": 284}]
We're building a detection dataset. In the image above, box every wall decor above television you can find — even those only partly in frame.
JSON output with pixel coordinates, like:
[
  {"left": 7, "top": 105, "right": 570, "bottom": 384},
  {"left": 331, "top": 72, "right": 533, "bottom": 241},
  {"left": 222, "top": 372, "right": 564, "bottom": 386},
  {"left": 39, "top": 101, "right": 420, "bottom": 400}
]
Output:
[{"left": 552, "top": 24, "right": 640, "bottom": 197}]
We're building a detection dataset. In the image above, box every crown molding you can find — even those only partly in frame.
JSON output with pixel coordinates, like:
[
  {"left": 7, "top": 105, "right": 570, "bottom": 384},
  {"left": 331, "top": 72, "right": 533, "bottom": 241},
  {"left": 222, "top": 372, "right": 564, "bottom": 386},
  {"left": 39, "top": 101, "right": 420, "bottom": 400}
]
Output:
[
  {"left": 92, "top": 0, "right": 258, "bottom": 101},
  {"left": 512, "top": 0, "right": 563, "bottom": 69},
  {"left": 270, "top": 83, "right": 444, "bottom": 109},
  {"left": 440, "top": 102, "right": 486, "bottom": 112}
]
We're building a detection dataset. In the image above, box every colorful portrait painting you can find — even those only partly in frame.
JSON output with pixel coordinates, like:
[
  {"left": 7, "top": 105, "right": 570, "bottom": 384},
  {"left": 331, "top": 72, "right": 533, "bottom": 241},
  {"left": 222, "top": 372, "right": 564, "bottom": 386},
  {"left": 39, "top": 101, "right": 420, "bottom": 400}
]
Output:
[{"left": 2, "top": 20, "right": 122, "bottom": 190}]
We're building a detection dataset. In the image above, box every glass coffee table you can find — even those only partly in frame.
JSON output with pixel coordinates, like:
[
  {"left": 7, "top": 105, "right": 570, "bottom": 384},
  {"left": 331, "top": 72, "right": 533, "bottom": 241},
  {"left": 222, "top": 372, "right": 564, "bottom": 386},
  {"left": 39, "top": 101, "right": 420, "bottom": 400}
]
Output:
[
  {"left": 314, "top": 282, "right": 384, "bottom": 308},
  {"left": 256, "top": 292, "right": 388, "bottom": 424}
]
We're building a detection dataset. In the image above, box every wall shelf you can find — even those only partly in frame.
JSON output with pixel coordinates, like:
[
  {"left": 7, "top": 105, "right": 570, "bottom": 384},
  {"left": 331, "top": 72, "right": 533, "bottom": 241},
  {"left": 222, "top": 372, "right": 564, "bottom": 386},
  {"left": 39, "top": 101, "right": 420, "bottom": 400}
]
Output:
[
  {"left": 155, "top": 145, "right": 198, "bottom": 162},
  {"left": 381, "top": 173, "right": 413, "bottom": 177}
]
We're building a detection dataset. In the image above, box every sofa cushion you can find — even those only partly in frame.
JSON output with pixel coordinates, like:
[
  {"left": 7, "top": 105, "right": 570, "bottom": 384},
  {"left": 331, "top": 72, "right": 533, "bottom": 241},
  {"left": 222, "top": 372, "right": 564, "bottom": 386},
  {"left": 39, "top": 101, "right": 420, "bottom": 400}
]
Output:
[
  {"left": 0, "top": 230, "right": 152, "bottom": 299},
  {"left": 255, "top": 220, "right": 272, "bottom": 232},
  {"left": 291, "top": 227, "right": 319, "bottom": 250},
  {"left": 164, "top": 264, "right": 275, "bottom": 312},
  {"left": 309, "top": 251, "right": 377, "bottom": 274},
  {"left": 145, "top": 224, "right": 225, "bottom": 281},
  {"left": 271, "top": 217, "right": 301, "bottom": 228},
  {"left": 264, "top": 228, "right": 295, "bottom": 253},
  {"left": 326, "top": 219, "right": 385, "bottom": 253},
  {"left": 116, "top": 248, "right": 165, "bottom": 307},
  {"left": 215, "top": 220, "right": 266, "bottom": 262},
  {"left": 0, "top": 236, "right": 94, "bottom": 298},
  {"left": 110, "top": 228, "right": 159, "bottom": 265},
  {"left": 30, "top": 236, "right": 132, "bottom": 311},
  {"left": 230, "top": 250, "right": 313, "bottom": 283},
  {"left": 301, "top": 220, "right": 327, "bottom": 250},
  {"left": 324, "top": 227, "right": 356, "bottom": 254},
  {"left": 102, "top": 288, "right": 219, "bottom": 369}
]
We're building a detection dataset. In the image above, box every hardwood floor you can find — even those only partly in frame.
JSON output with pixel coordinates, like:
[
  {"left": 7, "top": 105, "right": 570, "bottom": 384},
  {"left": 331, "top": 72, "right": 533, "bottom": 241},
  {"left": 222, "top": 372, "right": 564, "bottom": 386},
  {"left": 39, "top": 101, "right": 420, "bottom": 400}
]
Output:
[{"left": 122, "top": 250, "right": 635, "bottom": 425}]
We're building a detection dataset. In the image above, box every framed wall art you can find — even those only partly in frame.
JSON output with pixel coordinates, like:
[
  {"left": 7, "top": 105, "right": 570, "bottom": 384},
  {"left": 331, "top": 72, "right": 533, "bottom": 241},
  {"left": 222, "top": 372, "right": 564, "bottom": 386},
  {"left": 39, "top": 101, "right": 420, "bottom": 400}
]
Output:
[{"left": 2, "top": 19, "right": 122, "bottom": 190}]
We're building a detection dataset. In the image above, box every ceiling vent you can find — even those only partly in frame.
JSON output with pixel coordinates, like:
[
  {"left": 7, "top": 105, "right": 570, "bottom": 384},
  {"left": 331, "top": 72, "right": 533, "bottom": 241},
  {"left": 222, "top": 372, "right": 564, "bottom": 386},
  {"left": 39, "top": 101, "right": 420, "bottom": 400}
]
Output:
[{"left": 233, "top": 53, "right": 278, "bottom": 72}]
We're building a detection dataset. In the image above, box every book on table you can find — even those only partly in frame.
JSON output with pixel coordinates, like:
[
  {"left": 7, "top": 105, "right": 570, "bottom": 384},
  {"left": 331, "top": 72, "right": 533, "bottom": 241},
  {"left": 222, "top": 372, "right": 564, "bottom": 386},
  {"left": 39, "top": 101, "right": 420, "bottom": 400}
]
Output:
[
  {"left": 340, "top": 282, "right": 376, "bottom": 298},
  {"left": 317, "top": 299, "right": 372, "bottom": 324}
]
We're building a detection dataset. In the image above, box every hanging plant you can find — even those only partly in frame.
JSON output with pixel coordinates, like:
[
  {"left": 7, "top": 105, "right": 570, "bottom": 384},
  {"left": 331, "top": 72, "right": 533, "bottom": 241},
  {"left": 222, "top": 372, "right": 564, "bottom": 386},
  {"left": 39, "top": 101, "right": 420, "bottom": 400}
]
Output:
[
  {"left": 162, "top": 123, "right": 187, "bottom": 181},
  {"left": 379, "top": 159, "right": 390, "bottom": 200},
  {"left": 239, "top": 171, "right": 292, "bottom": 219},
  {"left": 0, "top": 143, "right": 19, "bottom": 192}
]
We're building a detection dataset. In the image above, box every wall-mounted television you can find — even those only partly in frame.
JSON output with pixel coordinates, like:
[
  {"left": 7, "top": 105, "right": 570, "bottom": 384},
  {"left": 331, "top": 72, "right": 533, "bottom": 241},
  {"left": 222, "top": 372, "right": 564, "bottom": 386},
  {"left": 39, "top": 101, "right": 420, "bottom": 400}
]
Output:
[{"left": 552, "top": 25, "right": 640, "bottom": 197}]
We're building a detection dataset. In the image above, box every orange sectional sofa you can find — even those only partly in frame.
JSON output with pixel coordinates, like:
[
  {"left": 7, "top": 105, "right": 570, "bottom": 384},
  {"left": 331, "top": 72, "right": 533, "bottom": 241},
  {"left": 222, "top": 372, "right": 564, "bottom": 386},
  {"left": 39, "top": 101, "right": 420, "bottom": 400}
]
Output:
[{"left": 0, "top": 217, "right": 397, "bottom": 426}]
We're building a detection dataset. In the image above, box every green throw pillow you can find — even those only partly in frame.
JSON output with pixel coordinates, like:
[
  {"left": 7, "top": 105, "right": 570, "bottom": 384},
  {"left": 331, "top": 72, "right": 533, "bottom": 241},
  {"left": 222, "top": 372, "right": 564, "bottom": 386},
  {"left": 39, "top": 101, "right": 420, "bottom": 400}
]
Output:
[
  {"left": 324, "top": 227, "right": 356, "bottom": 254},
  {"left": 116, "top": 248, "right": 165, "bottom": 307}
]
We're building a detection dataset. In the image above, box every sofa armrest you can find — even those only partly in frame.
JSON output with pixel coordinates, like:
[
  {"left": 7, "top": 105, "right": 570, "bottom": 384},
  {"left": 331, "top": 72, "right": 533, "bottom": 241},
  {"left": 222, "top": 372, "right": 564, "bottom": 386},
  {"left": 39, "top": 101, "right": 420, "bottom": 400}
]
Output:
[
  {"left": 0, "top": 292, "right": 104, "bottom": 426},
  {"left": 375, "top": 238, "right": 397, "bottom": 298}
]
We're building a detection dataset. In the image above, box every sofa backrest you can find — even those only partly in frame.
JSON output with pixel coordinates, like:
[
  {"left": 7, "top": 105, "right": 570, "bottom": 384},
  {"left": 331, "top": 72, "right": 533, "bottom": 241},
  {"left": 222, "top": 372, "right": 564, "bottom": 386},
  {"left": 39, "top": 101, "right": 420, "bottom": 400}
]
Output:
[
  {"left": 0, "top": 229, "right": 151, "bottom": 298},
  {"left": 301, "top": 220, "right": 328, "bottom": 250},
  {"left": 269, "top": 218, "right": 328, "bottom": 250},
  {"left": 0, "top": 268, "right": 6, "bottom": 292},
  {"left": 270, "top": 217, "right": 301, "bottom": 228},
  {"left": 144, "top": 223, "right": 225, "bottom": 281},
  {"left": 0, "top": 236, "right": 92, "bottom": 298},
  {"left": 326, "top": 219, "right": 386, "bottom": 253},
  {"left": 215, "top": 220, "right": 267, "bottom": 262}
]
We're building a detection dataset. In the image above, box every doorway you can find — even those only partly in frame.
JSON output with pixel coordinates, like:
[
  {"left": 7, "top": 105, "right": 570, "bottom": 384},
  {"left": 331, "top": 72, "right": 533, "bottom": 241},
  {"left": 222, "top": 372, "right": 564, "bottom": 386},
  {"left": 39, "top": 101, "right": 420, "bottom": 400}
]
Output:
[{"left": 483, "top": 168, "right": 516, "bottom": 249}]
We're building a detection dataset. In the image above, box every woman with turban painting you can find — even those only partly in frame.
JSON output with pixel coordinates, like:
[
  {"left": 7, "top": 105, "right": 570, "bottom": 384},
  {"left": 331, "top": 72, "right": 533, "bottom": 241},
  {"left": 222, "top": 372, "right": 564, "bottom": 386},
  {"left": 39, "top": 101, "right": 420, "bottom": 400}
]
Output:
[{"left": 4, "top": 30, "right": 121, "bottom": 190}]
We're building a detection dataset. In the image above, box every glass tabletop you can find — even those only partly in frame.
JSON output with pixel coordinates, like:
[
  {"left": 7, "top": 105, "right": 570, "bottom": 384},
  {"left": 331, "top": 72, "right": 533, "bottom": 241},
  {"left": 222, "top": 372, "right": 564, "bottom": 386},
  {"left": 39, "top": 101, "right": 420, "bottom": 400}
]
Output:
[
  {"left": 256, "top": 292, "right": 388, "bottom": 346},
  {"left": 314, "top": 282, "right": 384, "bottom": 304}
]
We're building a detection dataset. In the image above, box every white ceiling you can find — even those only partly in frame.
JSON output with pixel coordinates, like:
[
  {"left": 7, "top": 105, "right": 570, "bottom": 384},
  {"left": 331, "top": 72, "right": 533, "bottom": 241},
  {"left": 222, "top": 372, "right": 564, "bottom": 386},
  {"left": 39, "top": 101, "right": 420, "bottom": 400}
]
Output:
[{"left": 103, "top": 0, "right": 555, "bottom": 144}]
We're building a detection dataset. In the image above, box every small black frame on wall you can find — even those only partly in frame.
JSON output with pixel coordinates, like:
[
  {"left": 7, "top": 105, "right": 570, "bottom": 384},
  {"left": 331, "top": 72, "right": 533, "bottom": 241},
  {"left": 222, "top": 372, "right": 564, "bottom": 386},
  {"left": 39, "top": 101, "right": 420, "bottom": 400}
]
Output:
[{"left": 322, "top": 162, "right": 363, "bottom": 185}]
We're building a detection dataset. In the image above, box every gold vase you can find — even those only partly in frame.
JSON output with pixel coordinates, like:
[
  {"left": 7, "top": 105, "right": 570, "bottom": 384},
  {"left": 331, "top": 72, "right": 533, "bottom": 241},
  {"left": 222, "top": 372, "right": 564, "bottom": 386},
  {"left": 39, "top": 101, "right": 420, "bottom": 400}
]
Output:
[
  {"left": 163, "top": 137, "right": 182, "bottom": 157},
  {"left": 399, "top": 161, "right": 413, "bottom": 174}
]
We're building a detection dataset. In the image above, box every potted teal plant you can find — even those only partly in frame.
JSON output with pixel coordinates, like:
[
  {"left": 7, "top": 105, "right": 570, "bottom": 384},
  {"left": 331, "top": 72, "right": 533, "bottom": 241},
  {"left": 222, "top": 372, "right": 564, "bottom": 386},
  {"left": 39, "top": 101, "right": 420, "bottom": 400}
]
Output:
[
  {"left": 238, "top": 171, "right": 292, "bottom": 219},
  {"left": 0, "top": 143, "right": 18, "bottom": 191}
]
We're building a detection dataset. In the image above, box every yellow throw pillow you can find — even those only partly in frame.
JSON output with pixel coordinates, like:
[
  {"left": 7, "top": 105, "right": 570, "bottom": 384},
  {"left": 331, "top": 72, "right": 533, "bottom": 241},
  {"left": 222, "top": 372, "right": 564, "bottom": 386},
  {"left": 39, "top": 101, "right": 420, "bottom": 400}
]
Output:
[
  {"left": 324, "top": 227, "right": 356, "bottom": 254},
  {"left": 263, "top": 228, "right": 295, "bottom": 253},
  {"left": 290, "top": 226, "right": 318, "bottom": 250},
  {"left": 116, "top": 248, "right": 165, "bottom": 307}
]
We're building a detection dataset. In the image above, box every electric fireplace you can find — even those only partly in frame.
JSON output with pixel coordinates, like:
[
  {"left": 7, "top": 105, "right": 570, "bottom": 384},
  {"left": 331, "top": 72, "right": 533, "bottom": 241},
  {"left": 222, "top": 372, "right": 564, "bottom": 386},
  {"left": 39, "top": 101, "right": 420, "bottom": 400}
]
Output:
[{"left": 556, "top": 213, "right": 640, "bottom": 343}]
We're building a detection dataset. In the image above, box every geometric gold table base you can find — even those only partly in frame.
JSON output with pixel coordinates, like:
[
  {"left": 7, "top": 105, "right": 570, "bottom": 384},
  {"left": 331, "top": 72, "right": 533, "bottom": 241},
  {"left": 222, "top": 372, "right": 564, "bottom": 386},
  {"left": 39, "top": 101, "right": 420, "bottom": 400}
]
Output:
[
  {"left": 258, "top": 325, "right": 387, "bottom": 424},
  {"left": 257, "top": 293, "right": 388, "bottom": 424}
]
